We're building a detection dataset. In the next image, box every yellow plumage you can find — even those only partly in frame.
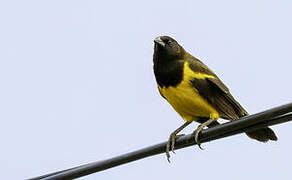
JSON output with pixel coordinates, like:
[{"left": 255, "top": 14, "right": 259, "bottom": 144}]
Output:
[{"left": 158, "top": 62, "right": 219, "bottom": 122}]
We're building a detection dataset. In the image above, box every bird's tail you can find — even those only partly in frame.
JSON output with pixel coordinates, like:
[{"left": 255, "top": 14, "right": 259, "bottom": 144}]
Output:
[
  {"left": 245, "top": 127, "right": 278, "bottom": 142},
  {"left": 235, "top": 110, "right": 278, "bottom": 142}
]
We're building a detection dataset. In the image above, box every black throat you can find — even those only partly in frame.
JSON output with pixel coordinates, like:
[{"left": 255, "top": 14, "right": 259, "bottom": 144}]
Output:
[{"left": 153, "top": 47, "right": 184, "bottom": 88}]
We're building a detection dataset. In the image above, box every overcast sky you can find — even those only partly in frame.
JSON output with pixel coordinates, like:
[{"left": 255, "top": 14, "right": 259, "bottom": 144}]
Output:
[{"left": 1, "top": 0, "right": 292, "bottom": 179}]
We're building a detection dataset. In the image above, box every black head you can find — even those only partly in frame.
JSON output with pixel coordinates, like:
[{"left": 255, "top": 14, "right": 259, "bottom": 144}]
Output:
[{"left": 153, "top": 36, "right": 185, "bottom": 62}]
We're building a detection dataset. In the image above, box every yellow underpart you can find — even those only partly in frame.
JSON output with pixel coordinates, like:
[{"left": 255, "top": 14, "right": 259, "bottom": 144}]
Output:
[{"left": 158, "top": 62, "right": 220, "bottom": 122}]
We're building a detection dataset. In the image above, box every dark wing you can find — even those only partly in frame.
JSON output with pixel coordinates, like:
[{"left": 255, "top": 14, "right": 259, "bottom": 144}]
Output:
[{"left": 187, "top": 57, "right": 248, "bottom": 120}]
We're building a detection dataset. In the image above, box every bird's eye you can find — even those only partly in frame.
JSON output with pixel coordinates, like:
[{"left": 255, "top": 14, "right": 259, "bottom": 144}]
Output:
[{"left": 167, "top": 40, "right": 172, "bottom": 45}]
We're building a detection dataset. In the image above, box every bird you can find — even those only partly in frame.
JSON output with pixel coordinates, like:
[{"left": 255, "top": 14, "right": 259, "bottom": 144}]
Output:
[{"left": 153, "top": 35, "right": 278, "bottom": 162}]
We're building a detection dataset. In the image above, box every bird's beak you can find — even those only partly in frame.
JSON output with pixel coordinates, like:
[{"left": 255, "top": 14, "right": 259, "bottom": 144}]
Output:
[{"left": 154, "top": 37, "right": 165, "bottom": 47}]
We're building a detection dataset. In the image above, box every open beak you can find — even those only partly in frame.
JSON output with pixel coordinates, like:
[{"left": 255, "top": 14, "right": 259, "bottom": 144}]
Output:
[{"left": 154, "top": 36, "right": 165, "bottom": 47}]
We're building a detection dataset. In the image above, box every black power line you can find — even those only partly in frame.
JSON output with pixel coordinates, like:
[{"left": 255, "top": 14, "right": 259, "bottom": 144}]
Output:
[{"left": 27, "top": 103, "right": 292, "bottom": 180}]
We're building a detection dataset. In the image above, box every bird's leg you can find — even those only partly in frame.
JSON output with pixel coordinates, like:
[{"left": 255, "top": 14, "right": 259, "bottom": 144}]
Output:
[
  {"left": 193, "top": 118, "right": 217, "bottom": 150},
  {"left": 166, "top": 121, "right": 192, "bottom": 162}
]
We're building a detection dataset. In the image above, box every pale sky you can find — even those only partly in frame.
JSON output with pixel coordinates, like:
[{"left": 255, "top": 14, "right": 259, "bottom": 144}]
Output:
[{"left": 1, "top": 0, "right": 292, "bottom": 179}]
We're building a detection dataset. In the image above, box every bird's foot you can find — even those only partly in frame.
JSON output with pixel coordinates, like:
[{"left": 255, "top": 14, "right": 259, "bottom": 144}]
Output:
[
  {"left": 193, "top": 118, "right": 217, "bottom": 150},
  {"left": 166, "top": 133, "right": 185, "bottom": 162},
  {"left": 193, "top": 125, "right": 205, "bottom": 150}
]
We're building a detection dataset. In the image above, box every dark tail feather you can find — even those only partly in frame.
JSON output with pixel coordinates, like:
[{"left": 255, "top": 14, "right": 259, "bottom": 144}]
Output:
[{"left": 245, "top": 127, "right": 278, "bottom": 142}]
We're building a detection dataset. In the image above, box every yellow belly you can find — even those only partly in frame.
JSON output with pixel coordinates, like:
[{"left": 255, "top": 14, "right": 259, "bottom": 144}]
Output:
[{"left": 158, "top": 62, "right": 219, "bottom": 122}]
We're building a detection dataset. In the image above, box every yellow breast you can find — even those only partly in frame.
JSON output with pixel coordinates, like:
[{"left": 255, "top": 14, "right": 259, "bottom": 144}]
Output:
[{"left": 158, "top": 62, "right": 219, "bottom": 122}]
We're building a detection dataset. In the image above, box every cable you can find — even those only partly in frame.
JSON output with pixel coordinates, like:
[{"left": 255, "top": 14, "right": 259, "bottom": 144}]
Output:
[{"left": 27, "top": 103, "right": 292, "bottom": 180}]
